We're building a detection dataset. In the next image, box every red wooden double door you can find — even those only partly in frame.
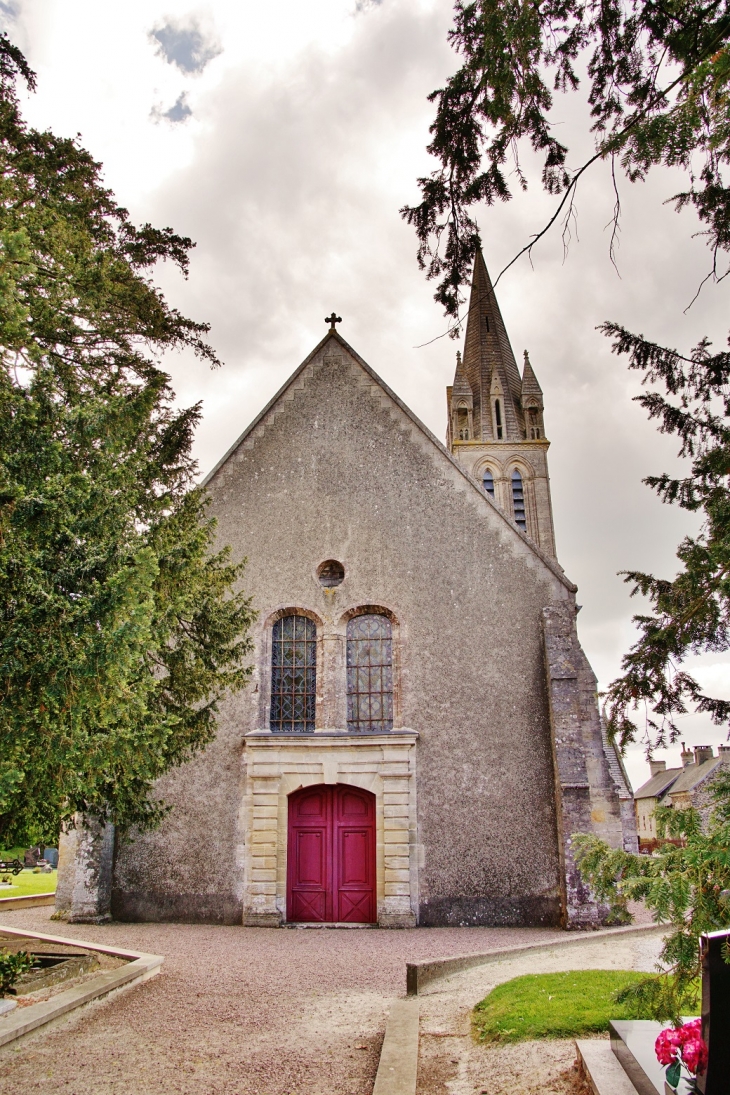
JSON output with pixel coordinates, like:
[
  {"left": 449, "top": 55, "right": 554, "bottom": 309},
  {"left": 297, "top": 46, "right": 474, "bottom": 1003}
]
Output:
[{"left": 287, "top": 784, "right": 376, "bottom": 923}]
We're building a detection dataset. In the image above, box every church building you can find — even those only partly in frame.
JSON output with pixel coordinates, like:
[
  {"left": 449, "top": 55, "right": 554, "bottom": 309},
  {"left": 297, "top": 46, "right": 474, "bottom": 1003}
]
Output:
[{"left": 57, "top": 252, "right": 637, "bottom": 928}]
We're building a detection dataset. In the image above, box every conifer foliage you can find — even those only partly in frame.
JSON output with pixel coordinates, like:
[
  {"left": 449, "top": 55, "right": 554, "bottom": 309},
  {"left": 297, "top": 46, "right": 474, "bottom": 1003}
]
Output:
[
  {"left": 601, "top": 321, "right": 730, "bottom": 749},
  {"left": 403, "top": 0, "right": 730, "bottom": 320},
  {"left": 406, "top": 2, "right": 730, "bottom": 752},
  {"left": 574, "top": 770, "right": 730, "bottom": 1021},
  {"left": 0, "top": 38, "right": 254, "bottom": 846}
]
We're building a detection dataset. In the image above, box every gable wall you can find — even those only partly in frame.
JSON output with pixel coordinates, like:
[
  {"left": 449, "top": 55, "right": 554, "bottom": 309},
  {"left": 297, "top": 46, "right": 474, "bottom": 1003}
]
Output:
[{"left": 114, "top": 343, "right": 571, "bottom": 924}]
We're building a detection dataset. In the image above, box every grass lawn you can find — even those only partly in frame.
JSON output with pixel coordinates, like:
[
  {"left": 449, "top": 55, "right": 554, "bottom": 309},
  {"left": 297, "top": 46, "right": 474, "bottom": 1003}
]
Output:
[
  {"left": 0, "top": 869, "right": 57, "bottom": 897},
  {"left": 473, "top": 970, "right": 673, "bottom": 1044}
]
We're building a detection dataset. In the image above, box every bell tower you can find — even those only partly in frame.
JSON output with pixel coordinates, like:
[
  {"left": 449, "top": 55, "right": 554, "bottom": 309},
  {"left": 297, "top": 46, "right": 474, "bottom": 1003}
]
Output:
[{"left": 446, "top": 250, "right": 557, "bottom": 558}]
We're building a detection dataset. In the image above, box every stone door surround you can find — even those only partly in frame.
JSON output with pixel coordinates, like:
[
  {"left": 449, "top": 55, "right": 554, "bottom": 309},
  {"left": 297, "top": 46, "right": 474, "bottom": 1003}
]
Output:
[{"left": 242, "top": 730, "right": 418, "bottom": 927}]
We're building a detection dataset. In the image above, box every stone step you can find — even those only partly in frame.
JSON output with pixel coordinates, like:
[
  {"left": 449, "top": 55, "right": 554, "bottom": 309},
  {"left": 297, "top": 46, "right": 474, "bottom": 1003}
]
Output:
[{"left": 576, "top": 1039, "right": 641, "bottom": 1095}]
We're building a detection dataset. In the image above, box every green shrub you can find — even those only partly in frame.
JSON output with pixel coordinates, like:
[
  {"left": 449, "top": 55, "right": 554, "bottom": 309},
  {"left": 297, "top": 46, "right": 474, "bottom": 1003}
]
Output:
[
  {"left": 472, "top": 970, "right": 694, "bottom": 1044},
  {"left": 0, "top": 950, "right": 32, "bottom": 996}
]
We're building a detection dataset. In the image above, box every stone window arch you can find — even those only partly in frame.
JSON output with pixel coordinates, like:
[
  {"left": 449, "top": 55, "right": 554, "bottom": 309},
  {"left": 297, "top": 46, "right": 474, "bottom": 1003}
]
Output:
[
  {"left": 525, "top": 405, "right": 542, "bottom": 439},
  {"left": 481, "top": 466, "right": 496, "bottom": 499},
  {"left": 455, "top": 401, "right": 472, "bottom": 441},
  {"left": 270, "top": 612, "right": 317, "bottom": 733}
]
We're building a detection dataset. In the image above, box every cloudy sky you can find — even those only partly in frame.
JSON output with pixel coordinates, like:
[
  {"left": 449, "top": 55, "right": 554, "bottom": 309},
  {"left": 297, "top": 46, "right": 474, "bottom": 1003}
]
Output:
[{"left": 7, "top": 0, "right": 730, "bottom": 786}]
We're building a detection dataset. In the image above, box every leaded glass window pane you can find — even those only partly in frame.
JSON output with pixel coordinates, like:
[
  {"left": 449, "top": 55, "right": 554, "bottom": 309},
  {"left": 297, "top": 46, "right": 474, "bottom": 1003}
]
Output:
[
  {"left": 346, "top": 614, "right": 393, "bottom": 733},
  {"left": 270, "top": 614, "right": 316, "bottom": 732}
]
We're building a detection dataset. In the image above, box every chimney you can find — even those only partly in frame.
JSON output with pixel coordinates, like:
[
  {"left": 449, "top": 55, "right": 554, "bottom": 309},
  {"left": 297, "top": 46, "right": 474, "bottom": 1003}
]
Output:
[
  {"left": 694, "top": 745, "right": 714, "bottom": 766},
  {"left": 681, "top": 742, "right": 694, "bottom": 768},
  {"left": 649, "top": 759, "right": 667, "bottom": 777}
]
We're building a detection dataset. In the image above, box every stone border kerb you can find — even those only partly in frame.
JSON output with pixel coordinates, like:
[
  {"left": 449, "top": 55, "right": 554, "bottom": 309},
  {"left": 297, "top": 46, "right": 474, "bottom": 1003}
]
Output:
[
  {"left": 406, "top": 921, "right": 667, "bottom": 995},
  {"left": 0, "top": 923, "right": 163, "bottom": 1048}
]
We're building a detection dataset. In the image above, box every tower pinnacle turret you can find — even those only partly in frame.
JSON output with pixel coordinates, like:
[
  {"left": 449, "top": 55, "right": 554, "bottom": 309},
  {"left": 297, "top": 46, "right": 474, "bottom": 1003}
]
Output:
[{"left": 446, "top": 250, "right": 557, "bottom": 557}]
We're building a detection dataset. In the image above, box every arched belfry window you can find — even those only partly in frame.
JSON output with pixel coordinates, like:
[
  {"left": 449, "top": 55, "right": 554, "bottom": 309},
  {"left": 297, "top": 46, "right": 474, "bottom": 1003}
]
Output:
[
  {"left": 270, "top": 614, "right": 316, "bottom": 733},
  {"left": 482, "top": 469, "right": 495, "bottom": 499},
  {"left": 346, "top": 614, "right": 393, "bottom": 733},
  {"left": 511, "top": 470, "right": 527, "bottom": 531},
  {"left": 456, "top": 404, "right": 470, "bottom": 440}
]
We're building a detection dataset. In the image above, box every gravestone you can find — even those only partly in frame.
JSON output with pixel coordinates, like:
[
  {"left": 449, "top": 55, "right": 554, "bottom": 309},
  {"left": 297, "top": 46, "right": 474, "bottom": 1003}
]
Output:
[{"left": 696, "top": 929, "right": 730, "bottom": 1095}]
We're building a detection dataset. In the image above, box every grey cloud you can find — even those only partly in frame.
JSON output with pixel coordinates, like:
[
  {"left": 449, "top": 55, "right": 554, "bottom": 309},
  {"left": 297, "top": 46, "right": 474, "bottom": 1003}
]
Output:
[
  {"left": 0, "top": 2, "right": 20, "bottom": 24},
  {"left": 149, "top": 17, "right": 221, "bottom": 75},
  {"left": 151, "top": 93, "right": 193, "bottom": 125},
  {"left": 139, "top": 0, "right": 728, "bottom": 789}
]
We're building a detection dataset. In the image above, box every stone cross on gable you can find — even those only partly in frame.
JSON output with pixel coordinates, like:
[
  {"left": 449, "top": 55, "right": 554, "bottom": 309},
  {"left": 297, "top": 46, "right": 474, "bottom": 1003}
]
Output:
[{"left": 325, "top": 312, "right": 342, "bottom": 330}]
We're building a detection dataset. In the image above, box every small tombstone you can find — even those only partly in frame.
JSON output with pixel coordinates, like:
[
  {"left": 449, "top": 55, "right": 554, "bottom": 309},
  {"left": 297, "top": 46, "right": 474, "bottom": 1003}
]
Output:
[{"left": 696, "top": 929, "right": 730, "bottom": 1094}]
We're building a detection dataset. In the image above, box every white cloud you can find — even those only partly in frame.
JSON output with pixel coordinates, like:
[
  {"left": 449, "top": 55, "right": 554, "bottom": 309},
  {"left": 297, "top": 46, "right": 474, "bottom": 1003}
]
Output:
[{"left": 7, "top": 0, "right": 730, "bottom": 790}]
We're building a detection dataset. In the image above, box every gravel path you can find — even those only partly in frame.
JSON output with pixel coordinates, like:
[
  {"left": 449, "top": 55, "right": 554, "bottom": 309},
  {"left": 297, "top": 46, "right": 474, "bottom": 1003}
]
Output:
[
  {"left": 0, "top": 909, "right": 575, "bottom": 1095},
  {"left": 417, "top": 929, "right": 666, "bottom": 1095}
]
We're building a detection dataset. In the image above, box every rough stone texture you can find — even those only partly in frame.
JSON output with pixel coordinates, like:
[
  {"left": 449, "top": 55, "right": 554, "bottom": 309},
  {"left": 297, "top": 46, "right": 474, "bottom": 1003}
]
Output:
[
  {"left": 114, "top": 333, "right": 574, "bottom": 926},
  {"left": 111, "top": 717, "right": 244, "bottom": 923},
  {"left": 103, "top": 316, "right": 633, "bottom": 928},
  {"left": 55, "top": 815, "right": 114, "bottom": 923},
  {"left": 673, "top": 754, "right": 730, "bottom": 829},
  {"left": 600, "top": 721, "right": 640, "bottom": 854},
  {"left": 542, "top": 602, "right": 636, "bottom": 927}
]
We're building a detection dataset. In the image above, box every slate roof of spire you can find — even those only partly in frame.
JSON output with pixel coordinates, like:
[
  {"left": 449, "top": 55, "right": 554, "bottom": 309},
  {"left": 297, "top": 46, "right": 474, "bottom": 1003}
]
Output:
[
  {"left": 521, "top": 350, "right": 543, "bottom": 404},
  {"left": 451, "top": 352, "right": 472, "bottom": 402},
  {"left": 461, "top": 249, "right": 524, "bottom": 441}
]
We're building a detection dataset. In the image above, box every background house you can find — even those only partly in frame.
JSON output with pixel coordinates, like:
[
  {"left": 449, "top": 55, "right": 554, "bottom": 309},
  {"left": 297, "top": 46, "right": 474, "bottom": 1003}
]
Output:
[{"left": 634, "top": 744, "right": 730, "bottom": 850}]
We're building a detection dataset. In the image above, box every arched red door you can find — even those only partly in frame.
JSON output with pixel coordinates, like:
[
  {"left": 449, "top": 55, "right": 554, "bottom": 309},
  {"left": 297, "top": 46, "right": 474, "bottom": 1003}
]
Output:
[{"left": 287, "top": 784, "right": 376, "bottom": 923}]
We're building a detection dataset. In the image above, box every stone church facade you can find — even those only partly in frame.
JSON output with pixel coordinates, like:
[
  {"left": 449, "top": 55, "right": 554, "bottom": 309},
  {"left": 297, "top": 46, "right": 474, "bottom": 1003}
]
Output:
[{"left": 57, "top": 253, "right": 636, "bottom": 928}]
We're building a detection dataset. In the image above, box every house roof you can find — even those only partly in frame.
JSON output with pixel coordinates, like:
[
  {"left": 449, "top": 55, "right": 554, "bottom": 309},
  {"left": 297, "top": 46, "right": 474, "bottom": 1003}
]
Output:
[
  {"left": 634, "top": 768, "right": 683, "bottom": 800},
  {"left": 667, "top": 757, "right": 724, "bottom": 795},
  {"left": 201, "top": 327, "right": 577, "bottom": 593}
]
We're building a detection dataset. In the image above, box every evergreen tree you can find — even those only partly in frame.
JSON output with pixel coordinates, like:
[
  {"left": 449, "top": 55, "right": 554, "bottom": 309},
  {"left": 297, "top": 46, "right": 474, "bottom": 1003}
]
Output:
[
  {"left": 404, "top": 1, "right": 730, "bottom": 752},
  {"left": 575, "top": 769, "right": 730, "bottom": 1021},
  {"left": 403, "top": 0, "right": 730, "bottom": 320},
  {"left": 0, "top": 37, "right": 254, "bottom": 846}
]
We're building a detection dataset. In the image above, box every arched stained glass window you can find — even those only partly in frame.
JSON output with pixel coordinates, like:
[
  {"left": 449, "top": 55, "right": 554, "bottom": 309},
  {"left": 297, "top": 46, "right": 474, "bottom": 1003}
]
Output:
[
  {"left": 482, "top": 469, "right": 495, "bottom": 498},
  {"left": 346, "top": 614, "right": 393, "bottom": 733},
  {"left": 511, "top": 469, "right": 527, "bottom": 531},
  {"left": 270, "top": 614, "right": 316, "bottom": 733}
]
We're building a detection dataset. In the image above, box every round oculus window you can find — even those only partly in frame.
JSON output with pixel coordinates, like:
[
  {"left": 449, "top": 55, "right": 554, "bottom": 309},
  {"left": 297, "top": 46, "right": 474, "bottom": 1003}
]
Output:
[{"left": 317, "top": 559, "right": 345, "bottom": 587}]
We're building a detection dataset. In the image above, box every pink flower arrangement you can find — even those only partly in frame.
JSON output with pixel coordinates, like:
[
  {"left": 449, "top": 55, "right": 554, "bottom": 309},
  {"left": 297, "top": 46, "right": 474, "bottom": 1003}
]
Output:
[{"left": 655, "top": 1018, "right": 708, "bottom": 1090}]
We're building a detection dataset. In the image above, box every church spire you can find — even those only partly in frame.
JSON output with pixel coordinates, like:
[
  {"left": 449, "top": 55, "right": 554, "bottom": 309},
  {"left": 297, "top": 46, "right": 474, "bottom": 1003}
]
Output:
[
  {"left": 461, "top": 249, "right": 524, "bottom": 442},
  {"left": 446, "top": 249, "right": 557, "bottom": 559}
]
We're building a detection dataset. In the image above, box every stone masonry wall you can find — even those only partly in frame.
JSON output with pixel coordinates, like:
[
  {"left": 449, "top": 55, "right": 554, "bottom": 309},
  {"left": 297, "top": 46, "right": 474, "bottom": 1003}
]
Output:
[
  {"left": 542, "top": 601, "right": 636, "bottom": 926},
  {"left": 109, "top": 332, "right": 610, "bottom": 926}
]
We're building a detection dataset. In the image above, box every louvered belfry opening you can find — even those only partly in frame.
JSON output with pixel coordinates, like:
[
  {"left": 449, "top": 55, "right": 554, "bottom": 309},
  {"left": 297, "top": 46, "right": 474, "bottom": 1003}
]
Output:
[
  {"left": 511, "top": 470, "right": 527, "bottom": 531},
  {"left": 346, "top": 614, "right": 394, "bottom": 732},
  {"left": 270, "top": 614, "right": 316, "bottom": 732}
]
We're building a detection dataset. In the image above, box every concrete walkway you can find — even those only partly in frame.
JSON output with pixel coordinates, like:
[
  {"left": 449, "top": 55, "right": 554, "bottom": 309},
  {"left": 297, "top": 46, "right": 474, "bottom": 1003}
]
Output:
[{"left": 0, "top": 910, "right": 574, "bottom": 1095}]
